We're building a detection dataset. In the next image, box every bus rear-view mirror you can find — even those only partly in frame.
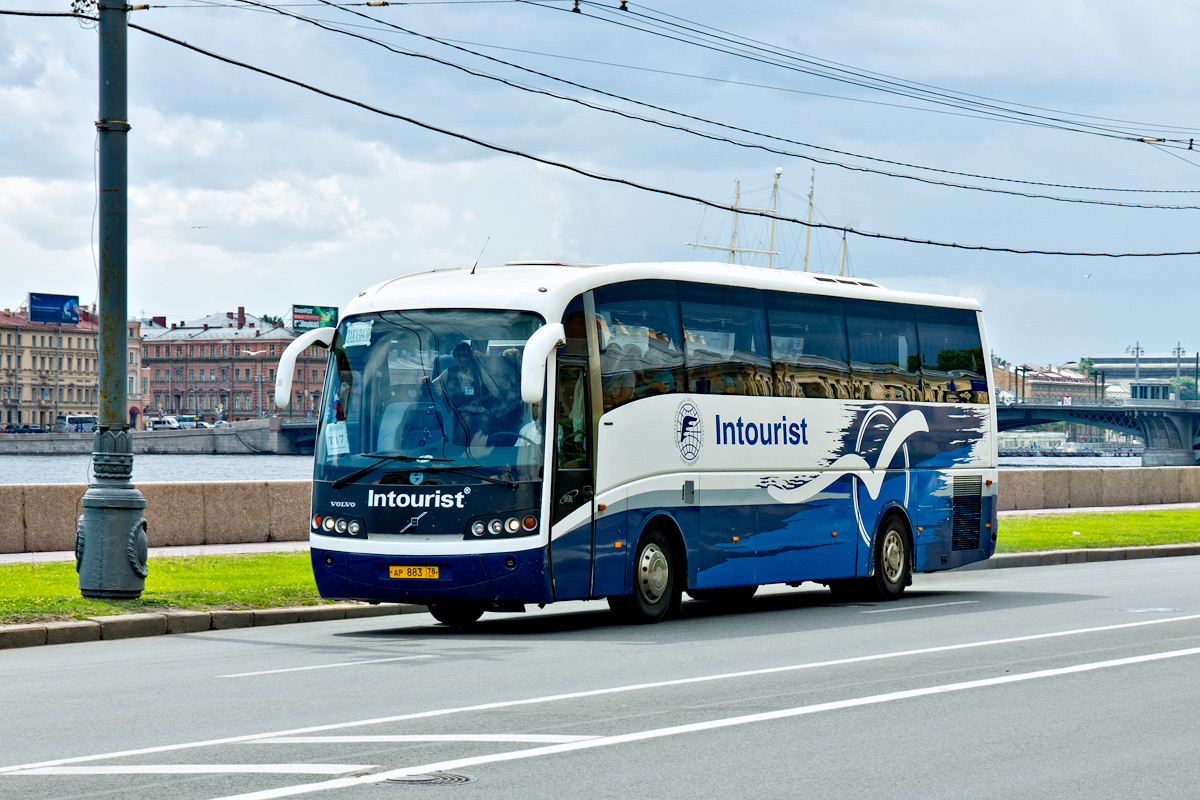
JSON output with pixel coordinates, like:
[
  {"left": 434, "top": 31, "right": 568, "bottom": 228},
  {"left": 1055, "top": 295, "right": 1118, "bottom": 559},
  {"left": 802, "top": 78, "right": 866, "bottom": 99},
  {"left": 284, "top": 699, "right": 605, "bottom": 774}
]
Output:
[
  {"left": 275, "top": 327, "right": 336, "bottom": 408},
  {"left": 521, "top": 323, "right": 566, "bottom": 404}
]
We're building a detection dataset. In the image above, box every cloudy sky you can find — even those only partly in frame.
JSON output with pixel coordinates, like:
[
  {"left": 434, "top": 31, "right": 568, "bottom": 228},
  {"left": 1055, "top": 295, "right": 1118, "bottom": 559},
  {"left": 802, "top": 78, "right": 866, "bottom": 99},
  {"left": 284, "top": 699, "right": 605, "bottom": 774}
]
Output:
[{"left": 2, "top": 0, "right": 1199, "bottom": 364}]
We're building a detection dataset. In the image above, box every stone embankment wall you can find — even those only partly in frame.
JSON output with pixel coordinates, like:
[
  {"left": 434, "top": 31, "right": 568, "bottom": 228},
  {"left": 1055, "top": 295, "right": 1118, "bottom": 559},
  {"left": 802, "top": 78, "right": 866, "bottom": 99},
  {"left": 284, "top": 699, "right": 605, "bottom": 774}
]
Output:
[
  {"left": 996, "top": 467, "right": 1200, "bottom": 510},
  {"left": 1, "top": 481, "right": 310, "bottom": 554},
  {"left": 2, "top": 468, "right": 1199, "bottom": 554}
]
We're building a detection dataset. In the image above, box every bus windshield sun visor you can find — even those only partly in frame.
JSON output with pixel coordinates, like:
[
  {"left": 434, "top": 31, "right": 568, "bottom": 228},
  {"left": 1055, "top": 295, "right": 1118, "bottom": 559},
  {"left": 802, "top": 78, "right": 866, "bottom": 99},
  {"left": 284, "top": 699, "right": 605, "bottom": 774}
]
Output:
[
  {"left": 521, "top": 323, "right": 566, "bottom": 404},
  {"left": 276, "top": 327, "right": 335, "bottom": 408}
]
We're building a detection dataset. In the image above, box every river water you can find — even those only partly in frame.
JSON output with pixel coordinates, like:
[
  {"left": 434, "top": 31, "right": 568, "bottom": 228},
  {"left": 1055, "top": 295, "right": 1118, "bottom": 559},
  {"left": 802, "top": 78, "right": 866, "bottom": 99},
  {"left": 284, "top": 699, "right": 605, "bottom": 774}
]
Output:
[{"left": 0, "top": 453, "right": 1144, "bottom": 485}]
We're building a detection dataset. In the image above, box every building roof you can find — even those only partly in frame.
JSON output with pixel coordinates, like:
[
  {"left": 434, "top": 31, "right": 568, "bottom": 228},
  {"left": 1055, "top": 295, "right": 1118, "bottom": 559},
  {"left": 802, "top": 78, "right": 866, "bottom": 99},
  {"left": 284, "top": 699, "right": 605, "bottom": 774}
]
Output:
[
  {"left": 0, "top": 309, "right": 99, "bottom": 333},
  {"left": 141, "top": 309, "right": 296, "bottom": 343}
]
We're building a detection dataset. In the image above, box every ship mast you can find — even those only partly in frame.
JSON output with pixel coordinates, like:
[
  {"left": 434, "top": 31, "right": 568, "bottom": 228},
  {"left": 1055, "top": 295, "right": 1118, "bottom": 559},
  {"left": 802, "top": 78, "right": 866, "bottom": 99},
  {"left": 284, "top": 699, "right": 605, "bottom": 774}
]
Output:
[{"left": 687, "top": 168, "right": 784, "bottom": 267}]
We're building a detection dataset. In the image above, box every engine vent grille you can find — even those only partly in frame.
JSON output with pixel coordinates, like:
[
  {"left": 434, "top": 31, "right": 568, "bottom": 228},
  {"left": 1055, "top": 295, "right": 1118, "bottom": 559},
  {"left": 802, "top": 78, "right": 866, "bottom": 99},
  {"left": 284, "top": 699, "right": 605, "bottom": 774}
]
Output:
[{"left": 952, "top": 476, "right": 983, "bottom": 551}]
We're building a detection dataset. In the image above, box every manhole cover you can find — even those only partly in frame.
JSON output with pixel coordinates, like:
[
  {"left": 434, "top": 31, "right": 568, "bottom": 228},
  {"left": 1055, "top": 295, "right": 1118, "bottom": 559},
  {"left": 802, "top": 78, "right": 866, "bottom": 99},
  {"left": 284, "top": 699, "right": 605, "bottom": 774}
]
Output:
[{"left": 383, "top": 773, "right": 476, "bottom": 786}]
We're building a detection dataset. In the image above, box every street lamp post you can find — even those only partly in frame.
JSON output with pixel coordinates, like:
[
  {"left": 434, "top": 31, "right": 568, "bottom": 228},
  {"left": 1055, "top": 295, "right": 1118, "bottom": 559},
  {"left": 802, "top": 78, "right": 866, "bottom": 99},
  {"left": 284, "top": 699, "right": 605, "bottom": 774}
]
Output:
[
  {"left": 77, "top": 1, "right": 147, "bottom": 599},
  {"left": 1126, "top": 341, "right": 1144, "bottom": 382},
  {"left": 245, "top": 349, "right": 268, "bottom": 417},
  {"left": 1172, "top": 342, "right": 1185, "bottom": 403},
  {"left": 1015, "top": 366, "right": 1030, "bottom": 402}
]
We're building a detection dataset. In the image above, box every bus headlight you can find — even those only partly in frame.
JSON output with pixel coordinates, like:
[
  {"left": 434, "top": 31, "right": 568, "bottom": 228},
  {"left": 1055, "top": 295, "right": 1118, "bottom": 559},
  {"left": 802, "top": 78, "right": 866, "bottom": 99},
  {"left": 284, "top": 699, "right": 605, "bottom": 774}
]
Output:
[
  {"left": 347, "top": 521, "right": 362, "bottom": 535},
  {"left": 505, "top": 518, "right": 521, "bottom": 533},
  {"left": 322, "top": 517, "right": 336, "bottom": 532},
  {"left": 522, "top": 515, "right": 538, "bottom": 531},
  {"left": 488, "top": 519, "right": 503, "bottom": 535},
  {"left": 471, "top": 521, "right": 486, "bottom": 537},
  {"left": 335, "top": 519, "right": 348, "bottom": 533},
  {"left": 312, "top": 514, "right": 322, "bottom": 530}
]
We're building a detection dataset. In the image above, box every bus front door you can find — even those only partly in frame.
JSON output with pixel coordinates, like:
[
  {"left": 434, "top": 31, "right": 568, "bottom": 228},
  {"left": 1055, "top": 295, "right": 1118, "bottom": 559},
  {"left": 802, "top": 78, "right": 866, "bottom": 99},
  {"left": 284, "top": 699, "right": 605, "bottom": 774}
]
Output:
[{"left": 548, "top": 360, "right": 594, "bottom": 600}]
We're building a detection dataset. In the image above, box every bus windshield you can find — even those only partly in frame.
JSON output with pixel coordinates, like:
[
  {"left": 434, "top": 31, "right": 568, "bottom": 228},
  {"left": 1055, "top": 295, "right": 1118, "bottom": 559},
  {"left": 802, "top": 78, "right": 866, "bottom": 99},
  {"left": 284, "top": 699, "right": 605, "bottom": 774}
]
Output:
[{"left": 315, "top": 309, "right": 546, "bottom": 485}]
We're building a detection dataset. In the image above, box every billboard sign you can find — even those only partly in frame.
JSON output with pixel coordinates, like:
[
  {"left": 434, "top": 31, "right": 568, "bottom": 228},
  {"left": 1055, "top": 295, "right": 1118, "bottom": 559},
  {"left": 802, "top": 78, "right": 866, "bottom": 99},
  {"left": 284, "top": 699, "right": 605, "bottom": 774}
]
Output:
[
  {"left": 29, "top": 293, "right": 80, "bottom": 325},
  {"left": 292, "top": 305, "right": 338, "bottom": 331}
]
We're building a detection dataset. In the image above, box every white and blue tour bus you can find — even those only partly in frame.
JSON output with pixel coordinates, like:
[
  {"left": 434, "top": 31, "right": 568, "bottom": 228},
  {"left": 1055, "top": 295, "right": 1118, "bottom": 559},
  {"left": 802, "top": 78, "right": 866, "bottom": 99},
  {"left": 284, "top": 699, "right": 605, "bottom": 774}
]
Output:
[
  {"left": 276, "top": 261, "right": 997, "bottom": 625},
  {"left": 54, "top": 413, "right": 98, "bottom": 433}
]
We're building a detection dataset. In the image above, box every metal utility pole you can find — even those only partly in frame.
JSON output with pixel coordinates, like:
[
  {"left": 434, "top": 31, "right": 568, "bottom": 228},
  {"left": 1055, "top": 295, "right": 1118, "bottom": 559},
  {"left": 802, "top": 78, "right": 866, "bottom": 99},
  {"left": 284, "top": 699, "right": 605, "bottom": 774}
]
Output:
[{"left": 77, "top": 1, "right": 148, "bottom": 599}]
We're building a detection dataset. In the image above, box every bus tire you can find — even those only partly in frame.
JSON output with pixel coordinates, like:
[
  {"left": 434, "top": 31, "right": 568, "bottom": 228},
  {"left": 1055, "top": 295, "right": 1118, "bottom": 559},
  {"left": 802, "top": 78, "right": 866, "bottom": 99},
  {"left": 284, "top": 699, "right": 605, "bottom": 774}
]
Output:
[
  {"left": 428, "top": 603, "right": 484, "bottom": 627},
  {"left": 687, "top": 585, "right": 758, "bottom": 604},
  {"left": 608, "top": 528, "right": 681, "bottom": 624},
  {"left": 826, "top": 514, "right": 912, "bottom": 602},
  {"left": 867, "top": 514, "right": 912, "bottom": 601}
]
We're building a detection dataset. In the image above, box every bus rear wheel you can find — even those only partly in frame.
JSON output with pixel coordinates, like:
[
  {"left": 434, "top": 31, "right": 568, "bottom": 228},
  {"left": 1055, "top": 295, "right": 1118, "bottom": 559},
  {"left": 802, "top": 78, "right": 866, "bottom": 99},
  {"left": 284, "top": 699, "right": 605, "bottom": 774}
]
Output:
[
  {"left": 608, "top": 528, "right": 681, "bottom": 624},
  {"left": 428, "top": 603, "right": 484, "bottom": 627},
  {"left": 827, "top": 514, "right": 912, "bottom": 602}
]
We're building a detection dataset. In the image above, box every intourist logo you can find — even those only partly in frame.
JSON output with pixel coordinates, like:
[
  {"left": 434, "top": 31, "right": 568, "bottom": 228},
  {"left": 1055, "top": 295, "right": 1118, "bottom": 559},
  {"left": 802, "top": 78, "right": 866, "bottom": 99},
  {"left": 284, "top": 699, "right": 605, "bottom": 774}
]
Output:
[
  {"left": 714, "top": 414, "right": 809, "bottom": 447},
  {"left": 675, "top": 400, "right": 703, "bottom": 463},
  {"left": 367, "top": 489, "right": 468, "bottom": 509}
]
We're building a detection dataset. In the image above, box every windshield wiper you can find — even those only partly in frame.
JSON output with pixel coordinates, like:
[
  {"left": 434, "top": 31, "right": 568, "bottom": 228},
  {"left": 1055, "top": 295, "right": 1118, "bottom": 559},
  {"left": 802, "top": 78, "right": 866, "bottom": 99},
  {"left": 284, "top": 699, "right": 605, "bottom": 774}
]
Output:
[
  {"left": 420, "top": 463, "right": 520, "bottom": 489},
  {"left": 331, "top": 453, "right": 451, "bottom": 489}
]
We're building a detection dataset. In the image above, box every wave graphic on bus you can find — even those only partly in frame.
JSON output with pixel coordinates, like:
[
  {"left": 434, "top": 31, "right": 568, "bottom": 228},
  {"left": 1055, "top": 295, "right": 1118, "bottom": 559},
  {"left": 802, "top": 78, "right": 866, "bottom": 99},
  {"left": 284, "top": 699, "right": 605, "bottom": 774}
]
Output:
[{"left": 756, "top": 408, "right": 929, "bottom": 508}]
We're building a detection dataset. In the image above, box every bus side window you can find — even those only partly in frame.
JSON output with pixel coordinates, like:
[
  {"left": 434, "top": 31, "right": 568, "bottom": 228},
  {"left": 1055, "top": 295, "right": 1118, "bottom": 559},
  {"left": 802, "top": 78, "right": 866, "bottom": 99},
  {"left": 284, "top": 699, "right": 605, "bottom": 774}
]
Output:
[
  {"left": 555, "top": 365, "right": 589, "bottom": 469},
  {"left": 915, "top": 305, "right": 988, "bottom": 404},
  {"left": 766, "top": 292, "right": 851, "bottom": 399},
  {"left": 593, "top": 280, "right": 684, "bottom": 405},
  {"left": 844, "top": 299, "right": 921, "bottom": 402},
  {"left": 680, "top": 284, "right": 770, "bottom": 396}
]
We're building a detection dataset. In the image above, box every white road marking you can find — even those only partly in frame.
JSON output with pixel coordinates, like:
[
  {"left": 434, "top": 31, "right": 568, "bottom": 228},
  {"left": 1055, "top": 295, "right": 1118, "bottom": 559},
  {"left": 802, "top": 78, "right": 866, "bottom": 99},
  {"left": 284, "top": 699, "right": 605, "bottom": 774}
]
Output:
[
  {"left": 219, "top": 655, "right": 434, "bottom": 678},
  {"left": 3, "top": 612, "right": 1200, "bottom": 776},
  {"left": 861, "top": 600, "right": 980, "bottom": 614},
  {"left": 252, "top": 735, "right": 598, "bottom": 744},
  {"left": 8, "top": 765, "right": 376, "bottom": 776},
  {"left": 205, "top": 645, "right": 1200, "bottom": 800}
]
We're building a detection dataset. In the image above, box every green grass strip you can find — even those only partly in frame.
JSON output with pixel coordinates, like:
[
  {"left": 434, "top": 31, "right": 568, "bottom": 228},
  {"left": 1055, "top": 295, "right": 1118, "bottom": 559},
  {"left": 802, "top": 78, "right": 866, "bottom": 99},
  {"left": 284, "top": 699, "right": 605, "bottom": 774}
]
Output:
[
  {"left": 3, "top": 510, "right": 1199, "bottom": 625},
  {"left": 997, "top": 508, "right": 1200, "bottom": 553},
  {"left": 0, "top": 552, "right": 328, "bottom": 625}
]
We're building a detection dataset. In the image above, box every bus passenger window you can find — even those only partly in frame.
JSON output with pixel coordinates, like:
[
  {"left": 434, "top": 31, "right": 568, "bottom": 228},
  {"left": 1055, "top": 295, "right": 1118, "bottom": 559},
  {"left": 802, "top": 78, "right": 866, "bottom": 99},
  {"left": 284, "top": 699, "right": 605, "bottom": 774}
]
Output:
[
  {"left": 680, "top": 284, "right": 770, "bottom": 396},
  {"left": 915, "top": 305, "right": 988, "bottom": 404},
  {"left": 593, "top": 280, "right": 684, "bottom": 404},
  {"left": 766, "top": 292, "right": 851, "bottom": 399},
  {"left": 844, "top": 299, "right": 920, "bottom": 402}
]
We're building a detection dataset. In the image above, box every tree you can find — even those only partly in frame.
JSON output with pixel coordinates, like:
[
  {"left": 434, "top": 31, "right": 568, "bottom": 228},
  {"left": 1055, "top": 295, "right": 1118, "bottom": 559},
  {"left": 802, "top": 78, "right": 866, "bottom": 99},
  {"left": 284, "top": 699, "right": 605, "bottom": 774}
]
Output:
[
  {"left": 1078, "top": 356, "right": 1094, "bottom": 377},
  {"left": 1169, "top": 376, "right": 1197, "bottom": 401},
  {"left": 260, "top": 313, "right": 283, "bottom": 326}
]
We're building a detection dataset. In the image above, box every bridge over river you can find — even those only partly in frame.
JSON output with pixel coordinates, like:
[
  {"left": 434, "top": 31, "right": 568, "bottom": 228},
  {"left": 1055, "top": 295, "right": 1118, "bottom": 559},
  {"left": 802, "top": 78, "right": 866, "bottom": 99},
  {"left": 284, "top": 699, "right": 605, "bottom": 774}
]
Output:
[{"left": 998, "top": 398, "right": 1200, "bottom": 466}]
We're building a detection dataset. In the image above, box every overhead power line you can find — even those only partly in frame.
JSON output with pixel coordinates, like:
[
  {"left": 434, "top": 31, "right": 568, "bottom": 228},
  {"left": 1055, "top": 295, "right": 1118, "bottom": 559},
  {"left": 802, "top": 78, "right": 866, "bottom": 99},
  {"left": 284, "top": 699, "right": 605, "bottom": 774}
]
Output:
[
  {"left": 105, "top": 16, "right": 1200, "bottom": 259},
  {"left": 565, "top": 0, "right": 1200, "bottom": 145},
  {"left": 212, "top": 0, "right": 1200, "bottom": 209}
]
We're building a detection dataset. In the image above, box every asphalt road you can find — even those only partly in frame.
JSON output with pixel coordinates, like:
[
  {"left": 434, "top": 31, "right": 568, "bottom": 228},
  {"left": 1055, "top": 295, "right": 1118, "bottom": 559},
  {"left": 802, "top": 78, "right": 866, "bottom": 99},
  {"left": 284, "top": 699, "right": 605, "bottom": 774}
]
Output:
[{"left": 2, "top": 557, "right": 1199, "bottom": 800}]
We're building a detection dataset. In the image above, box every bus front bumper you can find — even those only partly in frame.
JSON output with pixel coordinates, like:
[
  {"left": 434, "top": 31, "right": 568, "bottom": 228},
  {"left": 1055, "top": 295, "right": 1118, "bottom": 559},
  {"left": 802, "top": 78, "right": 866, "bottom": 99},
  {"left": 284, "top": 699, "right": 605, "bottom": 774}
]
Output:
[{"left": 311, "top": 546, "right": 554, "bottom": 606}]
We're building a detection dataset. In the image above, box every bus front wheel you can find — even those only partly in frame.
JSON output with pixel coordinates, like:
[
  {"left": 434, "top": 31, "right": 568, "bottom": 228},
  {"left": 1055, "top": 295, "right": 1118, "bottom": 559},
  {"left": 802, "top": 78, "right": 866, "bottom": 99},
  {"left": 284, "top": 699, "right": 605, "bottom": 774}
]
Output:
[{"left": 608, "top": 529, "right": 682, "bottom": 624}]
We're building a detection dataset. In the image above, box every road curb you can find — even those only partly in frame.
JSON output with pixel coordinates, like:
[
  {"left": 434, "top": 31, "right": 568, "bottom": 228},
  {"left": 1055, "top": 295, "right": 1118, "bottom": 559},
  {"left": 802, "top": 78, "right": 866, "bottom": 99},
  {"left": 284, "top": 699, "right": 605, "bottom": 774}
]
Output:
[
  {"left": 0, "top": 602, "right": 427, "bottom": 651},
  {"left": 960, "top": 543, "right": 1200, "bottom": 570}
]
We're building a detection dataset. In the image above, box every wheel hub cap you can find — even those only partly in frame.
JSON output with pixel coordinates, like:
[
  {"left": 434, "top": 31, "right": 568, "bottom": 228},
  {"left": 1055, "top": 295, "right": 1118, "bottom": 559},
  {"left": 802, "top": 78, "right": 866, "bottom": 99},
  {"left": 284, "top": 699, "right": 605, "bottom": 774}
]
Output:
[{"left": 638, "top": 543, "right": 669, "bottom": 603}]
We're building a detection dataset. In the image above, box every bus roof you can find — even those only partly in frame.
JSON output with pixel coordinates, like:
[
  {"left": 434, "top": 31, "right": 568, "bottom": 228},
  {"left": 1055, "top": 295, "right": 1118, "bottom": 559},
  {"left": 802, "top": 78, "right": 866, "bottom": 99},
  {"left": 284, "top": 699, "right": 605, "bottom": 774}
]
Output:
[{"left": 340, "top": 261, "right": 983, "bottom": 324}]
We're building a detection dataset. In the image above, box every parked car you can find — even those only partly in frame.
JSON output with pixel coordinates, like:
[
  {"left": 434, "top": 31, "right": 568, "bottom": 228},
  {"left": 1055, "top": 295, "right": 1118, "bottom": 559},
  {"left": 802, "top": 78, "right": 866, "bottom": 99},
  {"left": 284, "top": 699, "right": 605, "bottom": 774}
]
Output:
[
  {"left": 23, "top": 424, "right": 46, "bottom": 434},
  {"left": 3, "top": 424, "right": 25, "bottom": 434}
]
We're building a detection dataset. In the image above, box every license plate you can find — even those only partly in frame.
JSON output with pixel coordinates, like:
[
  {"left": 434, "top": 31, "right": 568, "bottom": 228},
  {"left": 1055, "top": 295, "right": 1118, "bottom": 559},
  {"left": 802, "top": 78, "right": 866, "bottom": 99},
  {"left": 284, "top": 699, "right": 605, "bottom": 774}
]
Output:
[{"left": 389, "top": 565, "right": 439, "bottom": 580}]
